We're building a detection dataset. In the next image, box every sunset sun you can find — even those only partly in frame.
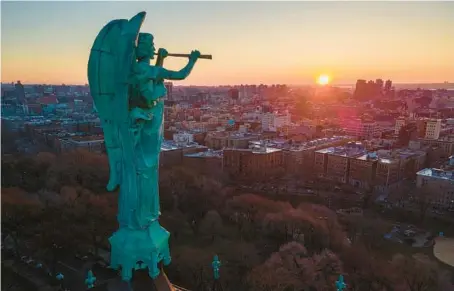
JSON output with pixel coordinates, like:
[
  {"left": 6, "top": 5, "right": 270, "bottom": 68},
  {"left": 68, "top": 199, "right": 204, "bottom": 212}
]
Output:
[{"left": 317, "top": 74, "right": 330, "bottom": 85}]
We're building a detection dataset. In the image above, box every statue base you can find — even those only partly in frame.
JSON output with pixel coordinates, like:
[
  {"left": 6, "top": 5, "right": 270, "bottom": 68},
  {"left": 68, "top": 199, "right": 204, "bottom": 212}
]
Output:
[
  {"left": 103, "top": 269, "right": 175, "bottom": 291},
  {"left": 109, "top": 221, "right": 171, "bottom": 282}
]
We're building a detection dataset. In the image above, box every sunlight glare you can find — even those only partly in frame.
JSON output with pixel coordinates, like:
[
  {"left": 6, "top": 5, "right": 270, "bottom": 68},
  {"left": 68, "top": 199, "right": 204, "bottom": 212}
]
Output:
[{"left": 317, "top": 74, "right": 330, "bottom": 85}]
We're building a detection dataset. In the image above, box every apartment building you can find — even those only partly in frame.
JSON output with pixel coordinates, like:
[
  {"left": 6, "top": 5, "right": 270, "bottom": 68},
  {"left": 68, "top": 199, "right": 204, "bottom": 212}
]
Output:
[
  {"left": 412, "top": 139, "right": 454, "bottom": 158},
  {"left": 394, "top": 117, "right": 407, "bottom": 135},
  {"left": 223, "top": 147, "right": 284, "bottom": 181},
  {"left": 160, "top": 140, "right": 207, "bottom": 168},
  {"left": 416, "top": 168, "right": 454, "bottom": 209},
  {"left": 283, "top": 136, "right": 356, "bottom": 177},
  {"left": 424, "top": 119, "right": 442, "bottom": 140},
  {"left": 326, "top": 150, "right": 351, "bottom": 183},
  {"left": 348, "top": 153, "right": 378, "bottom": 190},
  {"left": 374, "top": 157, "right": 401, "bottom": 193},
  {"left": 183, "top": 150, "right": 224, "bottom": 180},
  {"left": 205, "top": 132, "right": 261, "bottom": 150},
  {"left": 314, "top": 149, "right": 329, "bottom": 178},
  {"left": 59, "top": 135, "right": 105, "bottom": 153},
  {"left": 343, "top": 119, "right": 380, "bottom": 139},
  {"left": 396, "top": 148, "right": 427, "bottom": 180},
  {"left": 284, "top": 146, "right": 315, "bottom": 176},
  {"left": 314, "top": 142, "right": 366, "bottom": 183},
  {"left": 372, "top": 148, "right": 427, "bottom": 193},
  {"left": 261, "top": 111, "right": 291, "bottom": 132},
  {"left": 395, "top": 118, "right": 442, "bottom": 140}
]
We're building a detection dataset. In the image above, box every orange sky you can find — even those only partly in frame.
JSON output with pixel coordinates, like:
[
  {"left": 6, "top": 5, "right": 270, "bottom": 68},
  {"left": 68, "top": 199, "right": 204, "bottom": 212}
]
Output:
[{"left": 2, "top": 2, "right": 454, "bottom": 85}]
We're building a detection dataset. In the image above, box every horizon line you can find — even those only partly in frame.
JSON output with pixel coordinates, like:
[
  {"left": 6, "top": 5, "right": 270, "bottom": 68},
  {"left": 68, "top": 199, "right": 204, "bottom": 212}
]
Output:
[{"left": 1, "top": 81, "right": 453, "bottom": 87}]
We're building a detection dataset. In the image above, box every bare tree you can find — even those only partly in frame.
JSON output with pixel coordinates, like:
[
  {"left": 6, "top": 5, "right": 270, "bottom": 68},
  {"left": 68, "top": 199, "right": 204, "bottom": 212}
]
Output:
[
  {"left": 390, "top": 253, "right": 450, "bottom": 291},
  {"left": 248, "top": 242, "right": 343, "bottom": 291}
]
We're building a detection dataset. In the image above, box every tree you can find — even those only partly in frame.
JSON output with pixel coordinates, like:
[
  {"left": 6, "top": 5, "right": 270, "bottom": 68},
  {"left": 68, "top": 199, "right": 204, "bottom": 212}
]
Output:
[
  {"left": 296, "top": 203, "right": 348, "bottom": 252},
  {"left": 35, "top": 205, "right": 84, "bottom": 278},
  {"left": 45, "top": 150, "right": 110, "bottom": 193},
  {"left": 214, "top": 240, "right": 261, "bottom": 290},
  {"left": 2, "top": 156, "right": 48, "bottom": 191},
  {"left": 73, "top": 193, "right": 116, "bottom": 257},
  {"left": 339, "top": 244, "right": 394, "bottom": 291},
  {"left": 225, "top": 194, "right": 292, "bottom": 239},
  {"left": 34, "top": 152, "right": 57, "bottom": 166},
  {"left": 160, "top": 211, "right": 192, "bottom": 243},
  {"left": 1, "top": 156, "right": 21, "bottom": 187},
  {"left": 248, "top": 242, "right": 343, "bottom": 291},
  {"left": 248, "top": 242, "right": 308, "bottom": 291},
  {"left": 262, "top": 210, "right": 306, "bottom": 244},
  {"left": 1, "top": 127, "right": 19, "bottom": 154},
  {"left": 199, "top": 210, "right": 223, "bottom": 243},
  {"left": 170, "top": 246, "right": 213, "bottom": 291},
  {"left": 390, "top": 253, "right": 452, "bottom": 291},
  {"left": 339, "top": 216, "right": 389, "bottom": 252},
  {"left": 177, "top": 187, "right": 214, "bottom": 236},
  {"left": 2, "top": 191, "right": 42, "bottom": 257},
  {"left": 59, "top": 185, "right": 78, "bottom": 203}
]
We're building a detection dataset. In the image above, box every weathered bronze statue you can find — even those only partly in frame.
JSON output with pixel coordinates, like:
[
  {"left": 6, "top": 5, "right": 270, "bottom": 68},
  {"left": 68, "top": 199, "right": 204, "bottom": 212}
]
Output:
[{"left": 87, "top": 11, "right": 210, "bottom": 286}]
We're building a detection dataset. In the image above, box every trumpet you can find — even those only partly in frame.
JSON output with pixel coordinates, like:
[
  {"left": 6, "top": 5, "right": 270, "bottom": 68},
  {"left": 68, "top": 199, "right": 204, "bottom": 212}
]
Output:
[{"left": 154, "top": 52, "right": 212, "bottom": 60}]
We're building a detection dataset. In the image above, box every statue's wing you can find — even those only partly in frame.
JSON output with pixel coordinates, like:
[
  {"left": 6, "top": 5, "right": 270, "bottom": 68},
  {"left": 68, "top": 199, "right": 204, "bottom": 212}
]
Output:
[{"left": 87, "top": 12, "right": 146, "bottom": 191}]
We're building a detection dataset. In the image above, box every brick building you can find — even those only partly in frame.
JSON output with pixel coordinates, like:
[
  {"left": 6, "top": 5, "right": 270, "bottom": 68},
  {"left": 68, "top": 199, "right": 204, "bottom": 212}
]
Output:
[
  {"left": 314, "top": 142, "right": 366, "bottom": 183},
  {"left": 223, "top": 147, "right": 283, "bottom": 181},
  {"left": 182, "top": 150, "right": 224, "bottom": 180},
  {"left": 348, "top": 153, "right": 378, "bottom": 190},
  {"left": 416, "top": 167, "right": 454, "bottom": 209}
]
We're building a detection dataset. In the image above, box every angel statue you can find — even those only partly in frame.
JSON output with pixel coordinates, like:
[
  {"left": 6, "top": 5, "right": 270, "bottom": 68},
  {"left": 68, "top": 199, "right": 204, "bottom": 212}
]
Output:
[{"left": 87, "top": 11, "right": 206, "bottom": 283}]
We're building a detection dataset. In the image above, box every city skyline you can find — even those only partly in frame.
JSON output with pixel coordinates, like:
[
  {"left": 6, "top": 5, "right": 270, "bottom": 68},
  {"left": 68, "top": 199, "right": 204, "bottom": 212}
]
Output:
[{"left": 2, "top": 1, "right": 454, "bottom": 86}]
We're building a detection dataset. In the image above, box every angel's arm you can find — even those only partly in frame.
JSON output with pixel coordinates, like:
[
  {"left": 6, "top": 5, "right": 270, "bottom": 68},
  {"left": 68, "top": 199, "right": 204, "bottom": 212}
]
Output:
[{"left": 156, "top": 57, "right": 197, "bottom": 81}]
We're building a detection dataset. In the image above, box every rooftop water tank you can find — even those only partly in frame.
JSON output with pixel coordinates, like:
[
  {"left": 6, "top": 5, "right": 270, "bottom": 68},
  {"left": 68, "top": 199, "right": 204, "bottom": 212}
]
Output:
[{"left": 449, "top": 156, "right": 454, "bottom": 166}]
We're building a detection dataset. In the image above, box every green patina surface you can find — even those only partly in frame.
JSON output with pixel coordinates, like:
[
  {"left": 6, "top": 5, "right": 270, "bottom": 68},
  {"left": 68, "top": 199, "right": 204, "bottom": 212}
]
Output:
[{"left": 87, "top": 11, "right": 201, "bottom": 282}]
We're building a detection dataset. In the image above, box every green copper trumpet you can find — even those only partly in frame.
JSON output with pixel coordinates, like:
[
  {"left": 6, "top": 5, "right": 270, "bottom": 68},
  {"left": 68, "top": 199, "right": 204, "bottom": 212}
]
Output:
[{"left": 154, "top": 52, "right": 212, "bottom": 60}]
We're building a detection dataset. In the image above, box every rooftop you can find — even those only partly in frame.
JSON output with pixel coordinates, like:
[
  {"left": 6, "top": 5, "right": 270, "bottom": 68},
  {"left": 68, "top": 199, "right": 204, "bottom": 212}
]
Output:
[
  {"left": 249, "top": 135, "right": 354, "bottom": 152},
  {"left": 379, "top": 158, "right": 398, "bottom": 164},
  {"left": 297, "top": 135, "right": 354, "bottom": 150},
  {"left": 161, "top": 140, "right": 206, "bottom": 151},
  {"left": 67, "top": 135, "right": 104, "bottom": 142},
  {"left": 375, "top": 148, "right": 426, "bottom": 163},
  {"left": 184, "top": 150, "right": 223, "bottom": 158},
  {"left": 225, "top": 147, "right": 282, "bottom": 154},
  {"left": 356, "top": 152, "right": 379, "bottom": 161},
  {"left": 417, "top": 168, "right": 454, "bottom": 181},
  {"left": 251, "top": 147, "right": 282, "bottom": 154},
  {"left": 316, "top": 142, "right": 366, "bottom": 158}
]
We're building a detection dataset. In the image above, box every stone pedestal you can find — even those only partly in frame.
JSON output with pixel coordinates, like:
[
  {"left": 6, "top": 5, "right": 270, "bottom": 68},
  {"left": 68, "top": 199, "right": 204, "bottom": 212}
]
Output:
[
  {"left": 109, "top": 221, "right": 171, "bottom": 282},
  {"left": 103, "top": 269, "right": 175, "bottom": 291}
]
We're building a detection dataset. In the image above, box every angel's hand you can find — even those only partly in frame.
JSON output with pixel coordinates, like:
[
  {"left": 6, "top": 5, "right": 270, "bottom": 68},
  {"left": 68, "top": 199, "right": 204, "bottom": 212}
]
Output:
[{"left": 157, "top": 48, "right": 168, "bottom": 59}]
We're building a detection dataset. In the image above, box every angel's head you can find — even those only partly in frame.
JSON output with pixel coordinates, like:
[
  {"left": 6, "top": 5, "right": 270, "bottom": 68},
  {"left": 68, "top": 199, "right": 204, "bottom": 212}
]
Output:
[{"left": 136, "top": 33, "right": 155, "bottom": 60}]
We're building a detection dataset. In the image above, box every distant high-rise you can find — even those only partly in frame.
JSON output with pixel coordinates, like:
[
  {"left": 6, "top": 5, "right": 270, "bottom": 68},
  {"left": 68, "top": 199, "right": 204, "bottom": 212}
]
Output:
[
  {"left": 353, "top": 79, "right": 368, "bottom": 100},
  {"left": 385, "top": 80, "right": 392, "bottom": 92},
  {"left": 164, "top": 82, "right": 173, "bottom": 101},
  {"left": 14, "top": 81, "right": 25, "bottom": 102},
  {"left": 229, "top": 88, "right": 239, "bottom": 100},
  {"left": 376, "top": 79, "right": 384, "bottom": 91},
  {"left": 354, "top": 79, "right": 388, "bottom": 100}
]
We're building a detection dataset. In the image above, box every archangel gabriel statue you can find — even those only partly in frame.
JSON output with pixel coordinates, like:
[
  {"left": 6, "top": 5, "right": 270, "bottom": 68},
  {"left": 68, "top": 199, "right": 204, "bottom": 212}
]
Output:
[{"left": 87, "top": 11, "right": 204, "bottom": 283}]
